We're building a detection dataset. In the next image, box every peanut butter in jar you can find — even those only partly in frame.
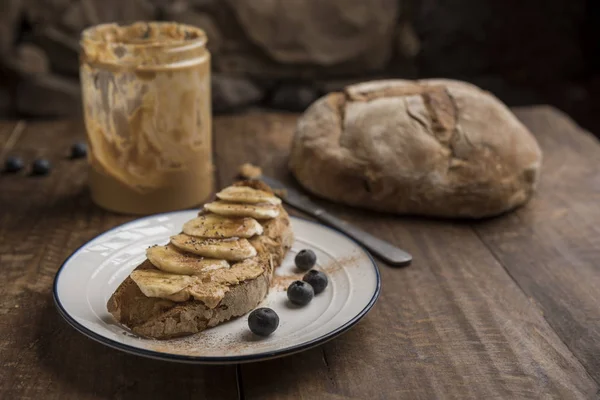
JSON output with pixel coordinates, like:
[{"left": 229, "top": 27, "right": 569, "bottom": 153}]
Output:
[{"left": 80, "top": 22, "right": 213, "bottom": 214}]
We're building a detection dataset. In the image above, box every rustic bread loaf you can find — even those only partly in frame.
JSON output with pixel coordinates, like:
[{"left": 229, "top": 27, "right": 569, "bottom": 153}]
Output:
[{"left": 289, "top": 79, "right": 542, "bottom": 218}]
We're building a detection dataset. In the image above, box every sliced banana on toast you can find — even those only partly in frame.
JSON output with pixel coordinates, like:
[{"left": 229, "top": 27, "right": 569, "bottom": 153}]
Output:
[
  {"left": 216, "top": 186, "right": 281, "bottom": 205},
  {"left": 107, "top": 181, "right": 293, "bottom": 338},
  {"left": 146, "top": 244, "right": 230, "bottom": 275},
  {"left": 130, "top": 269, "right": 194, "bottom": 298},
  {"left": 170, "top": 233, "right": 257, "bottom": 261},
  {"left": 131, "top": 259, "right": 267, "bottom": 308},
  {"left": 204, "top": 201, "right": 280, "bottom": 219},
  {"left": 183, "top": 214, "right": 263, "bottom": 239}
]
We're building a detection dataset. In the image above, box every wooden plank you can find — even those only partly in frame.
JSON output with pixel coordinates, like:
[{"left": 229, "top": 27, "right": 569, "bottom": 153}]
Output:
[
  {"left": 2, "top": 106, "right": 599, "bottom": 399},
  {"left": 213, "top": 110, "right": 598, "bottom": 399},
  {"left": 473, "top": 107, "right": 600, "bottom": 385},
  {"left": 0, "top": 120, "right": 25, "bottom": 160},
  {"left": 0, "top": 121, "right": 17, "bottom": 142},
  {"left": 0, "top": 120, "right": 238, "bottom": 400}
]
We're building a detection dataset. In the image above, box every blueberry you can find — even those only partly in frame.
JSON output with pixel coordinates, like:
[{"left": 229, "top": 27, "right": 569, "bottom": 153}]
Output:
[
  {"left": 71, "top": 142, "right": 87, "bottom": 159},
  {"left": 248, "top": 307, "right": 279, "bottom": 336},
  {"left": 302, "top": 270, "right": 328, "bottom": 294},
  {"left": 31, "top": 159, "right": 51, "bottom": 176},
  {"left": 295, "top": 249, "right": 316, "bottom": 271},
  {"left": 4, "top": 156, "right": 24, "bottom": 173},
  {"left": 287, "top": 280, "right": 314, "bottom": 306}
]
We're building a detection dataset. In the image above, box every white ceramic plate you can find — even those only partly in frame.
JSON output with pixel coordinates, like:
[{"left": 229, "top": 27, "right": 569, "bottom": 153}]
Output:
[{"left": 53, "top": 212, "right": 380, "bottom": 364}]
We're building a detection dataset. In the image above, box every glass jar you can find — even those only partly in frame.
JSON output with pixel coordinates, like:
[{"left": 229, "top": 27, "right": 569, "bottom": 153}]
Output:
[{"left": 80, "top": 22, "right": 213, "bottom": 214}]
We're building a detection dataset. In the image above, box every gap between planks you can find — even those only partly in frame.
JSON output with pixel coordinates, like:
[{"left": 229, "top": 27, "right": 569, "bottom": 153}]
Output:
[{"left": 236, "top": 363, "right": 245, "bottom": 400}]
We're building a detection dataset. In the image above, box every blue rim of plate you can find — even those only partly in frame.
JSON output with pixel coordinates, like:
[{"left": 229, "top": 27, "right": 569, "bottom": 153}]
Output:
[{"left": 53, "top": 213, "right": 381, "bottom": 364}]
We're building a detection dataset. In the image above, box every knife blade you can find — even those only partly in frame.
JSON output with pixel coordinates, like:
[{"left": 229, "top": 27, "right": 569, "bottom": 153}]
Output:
[{"left": 260, "top": 175, "right": 412, "bottom": 266}]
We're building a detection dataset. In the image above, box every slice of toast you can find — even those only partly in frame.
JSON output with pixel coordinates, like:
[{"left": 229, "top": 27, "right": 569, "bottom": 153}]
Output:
[{"left": 107, "top": 180, "right": 294, "bottom": 339}]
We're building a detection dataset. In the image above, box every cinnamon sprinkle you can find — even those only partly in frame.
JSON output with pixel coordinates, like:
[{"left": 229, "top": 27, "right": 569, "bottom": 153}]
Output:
[{"left": 141, "top": 255, "right": 363, "bottom": 356}]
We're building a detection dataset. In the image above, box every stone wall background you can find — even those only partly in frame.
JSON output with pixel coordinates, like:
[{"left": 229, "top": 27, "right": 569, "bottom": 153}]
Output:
[{"left": 0, "top": 0, "right": 596, "bottom": 126}]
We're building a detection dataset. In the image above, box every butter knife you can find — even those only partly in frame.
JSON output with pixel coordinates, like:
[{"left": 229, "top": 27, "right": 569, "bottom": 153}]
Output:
[{"left": 259, "top": 175, "right": 412, "bottom": 266}]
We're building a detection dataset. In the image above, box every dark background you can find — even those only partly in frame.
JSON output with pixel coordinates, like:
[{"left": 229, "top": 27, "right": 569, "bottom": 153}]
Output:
[{"left": 1, "top": 0, "right": 599, "bottom": 135}]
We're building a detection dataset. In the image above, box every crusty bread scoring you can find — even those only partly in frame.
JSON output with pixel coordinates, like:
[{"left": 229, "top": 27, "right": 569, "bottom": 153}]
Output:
[
  {"left": 289, "top": 79, "right": 543, "bottom": 218},
  {"left": 107, "top": 180, "right": 293, "bottom": 339}
]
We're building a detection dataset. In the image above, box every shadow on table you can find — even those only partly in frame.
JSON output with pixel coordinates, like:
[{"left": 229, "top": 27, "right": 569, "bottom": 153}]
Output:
[
  {"left": 36, "top": 186, "right": 101, "bottom": 218},
  {"left": 35, "top": 292, "right": 345, "bottom": 399},
  {"left": 35, "top": 294, "right": 237, "bottom": 399},
  {"left": 237, "top": 346, "right": 338, "bottom": 397},
  {"left": 4, "top": 183, "right": 107, "bottom": 224}
]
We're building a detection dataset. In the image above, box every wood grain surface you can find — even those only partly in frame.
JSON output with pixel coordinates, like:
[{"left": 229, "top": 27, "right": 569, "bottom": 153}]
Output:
[
  {"left": 0, "top": 120, "right": 237, "bottom": 400},
  {"left": 474, "top": 107, "right": 600, "bottom": 385},
  {"left": 0, "top": 107, "right": 599, "bottom": 399}
]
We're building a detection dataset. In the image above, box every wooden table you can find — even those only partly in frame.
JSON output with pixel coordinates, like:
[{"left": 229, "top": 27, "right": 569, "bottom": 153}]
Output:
[{"left": 1, "top": 106, "right": 599, "bottom": 399}]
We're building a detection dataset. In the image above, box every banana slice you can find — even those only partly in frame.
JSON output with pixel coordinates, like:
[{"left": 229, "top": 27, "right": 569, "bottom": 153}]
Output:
[
  {"left": 204, "top": 201, "right": 280, "bottom": 219},
  {"left": 130, "top": 269, "right": 194, "bottom": 298},
  {"left": 170, "top": 233, "right": 257, "bottom": 261},
  {"left": 182, "top": 214, "right": 263, "bottom": 239},
  {"left": 146, "top": 244, "right": 229, "bottom": 275},
  {"left": 216, "top": 186, "right": 282, "bottom": 205}
]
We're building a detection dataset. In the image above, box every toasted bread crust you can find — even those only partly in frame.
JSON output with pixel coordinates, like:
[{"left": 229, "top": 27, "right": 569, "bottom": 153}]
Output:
[{"left": 107, "top": 181, "right": 293, "bottom": 339}]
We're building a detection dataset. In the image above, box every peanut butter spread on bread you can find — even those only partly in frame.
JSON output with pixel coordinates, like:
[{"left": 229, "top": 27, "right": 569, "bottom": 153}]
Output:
[
  {"left": 122, "top": 182, "right": 283, "bottom": 308},
  {"left": 178, "top": 259, "right": 264, "bottom": 308}
]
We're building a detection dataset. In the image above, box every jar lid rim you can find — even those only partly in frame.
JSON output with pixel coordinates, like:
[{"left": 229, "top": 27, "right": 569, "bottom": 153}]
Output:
[{"left": 81, "top": 21, "right": 207, "bottom": 50}]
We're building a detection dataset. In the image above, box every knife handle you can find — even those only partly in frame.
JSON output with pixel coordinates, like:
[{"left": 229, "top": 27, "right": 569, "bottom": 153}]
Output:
[{"left": 313, "top": 209, "right": 412, "bottom": 266}]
